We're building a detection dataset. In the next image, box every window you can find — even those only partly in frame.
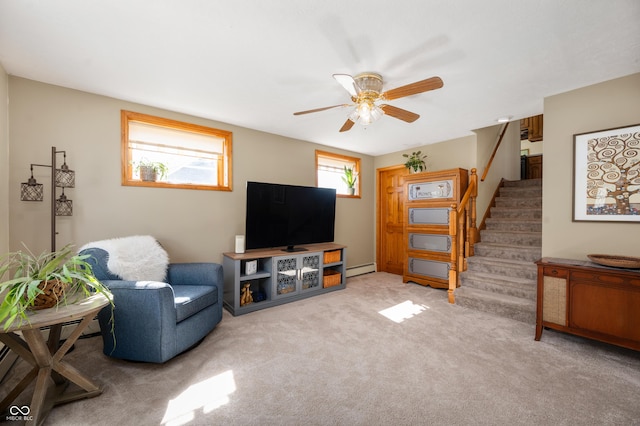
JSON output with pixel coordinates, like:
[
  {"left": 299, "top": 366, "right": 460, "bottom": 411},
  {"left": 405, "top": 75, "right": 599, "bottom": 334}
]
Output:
[
  {"left": 121, "top": 110, "right": 232, "bottom": 191},
  {"left": 315, "top": 150, "right": 361, "bottom": 198}
]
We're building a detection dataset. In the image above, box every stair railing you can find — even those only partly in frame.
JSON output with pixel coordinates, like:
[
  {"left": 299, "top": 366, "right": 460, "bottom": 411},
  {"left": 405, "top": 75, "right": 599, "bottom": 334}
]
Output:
[
  {"left": 481, "top": 121, "right": 510, "bottom": 182},
  {"left": 448, "top": 168, "right": 478, "bottom": 303}
]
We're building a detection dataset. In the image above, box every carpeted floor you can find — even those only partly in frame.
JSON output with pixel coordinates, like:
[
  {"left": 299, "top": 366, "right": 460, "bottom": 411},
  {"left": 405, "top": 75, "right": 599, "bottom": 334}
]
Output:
[{"left": 3, "top": 272, "right": 640, "bottom": 425}]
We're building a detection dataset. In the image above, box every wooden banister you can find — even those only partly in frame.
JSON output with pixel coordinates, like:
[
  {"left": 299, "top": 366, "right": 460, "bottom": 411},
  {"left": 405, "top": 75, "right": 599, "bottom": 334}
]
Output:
[
  {"left": 480, "top": 122, "right": 510, "bottom": 182},
  {"left": 448, "top": 168, "right": 478, "bottom": 303}
]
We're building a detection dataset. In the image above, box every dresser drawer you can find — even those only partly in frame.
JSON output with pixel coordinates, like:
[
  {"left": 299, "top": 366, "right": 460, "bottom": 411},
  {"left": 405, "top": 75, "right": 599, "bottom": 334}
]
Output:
[
  {"left": 408, "top": 208, "right": 450, "bottom": 225},
  {"left": 408, "top": 233, "right": 452, "bottom": 253},
  {"left": 408, "top": 258, "right": 450, "bottom": 280}
]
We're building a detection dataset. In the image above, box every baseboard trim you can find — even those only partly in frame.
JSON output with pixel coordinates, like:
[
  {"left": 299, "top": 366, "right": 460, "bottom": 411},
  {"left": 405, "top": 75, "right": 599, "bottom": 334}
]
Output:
[{"left": 346, "top": 263, "right": 376, "bottom": 277}]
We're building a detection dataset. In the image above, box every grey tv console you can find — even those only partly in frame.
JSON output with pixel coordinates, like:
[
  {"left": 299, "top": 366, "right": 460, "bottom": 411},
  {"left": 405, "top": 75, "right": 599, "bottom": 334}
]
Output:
[{"left": 223, "top": 243, "right": 347, "bottom": 315}]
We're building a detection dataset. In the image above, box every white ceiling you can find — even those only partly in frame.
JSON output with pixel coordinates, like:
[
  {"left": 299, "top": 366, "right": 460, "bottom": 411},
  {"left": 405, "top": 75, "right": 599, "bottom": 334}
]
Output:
[{"left": 1, "top": 1, "right": 639, "bottom": 156}]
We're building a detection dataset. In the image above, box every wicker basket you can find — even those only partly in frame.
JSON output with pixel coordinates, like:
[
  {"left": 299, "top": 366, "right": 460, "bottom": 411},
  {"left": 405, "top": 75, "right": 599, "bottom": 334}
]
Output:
[
  {"left": 323, "top": 250, "right": 341, "bottom": 264},
  {"left": 323, "top": 269, "right": 341, "bottom": 288},
  {"left": 29, "top": 279, "right": 68, "bottom": 310}
]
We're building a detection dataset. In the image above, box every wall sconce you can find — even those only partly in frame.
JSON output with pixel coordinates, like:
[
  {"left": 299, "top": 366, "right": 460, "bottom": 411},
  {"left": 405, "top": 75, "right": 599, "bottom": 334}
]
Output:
[{"left": 20, "top": 147, "right": 75, "bottom": 251}]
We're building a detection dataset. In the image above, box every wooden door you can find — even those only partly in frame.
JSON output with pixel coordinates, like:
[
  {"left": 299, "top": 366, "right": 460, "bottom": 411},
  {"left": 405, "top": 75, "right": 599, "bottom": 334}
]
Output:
[{"left": 376, "top": 166, "right": 407, "bottom": 275}]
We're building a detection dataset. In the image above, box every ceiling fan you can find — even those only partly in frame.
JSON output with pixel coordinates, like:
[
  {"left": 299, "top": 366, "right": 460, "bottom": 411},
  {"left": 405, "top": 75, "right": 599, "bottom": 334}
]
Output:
[{"left": 293, "top": 73, "right": 444, "bottom": 132}]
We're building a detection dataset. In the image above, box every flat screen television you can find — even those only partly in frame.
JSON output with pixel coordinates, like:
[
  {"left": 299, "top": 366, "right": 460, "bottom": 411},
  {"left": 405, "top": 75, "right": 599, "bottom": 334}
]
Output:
[{"left": 245, "top": 181, "right": 336, "bottom": 252}]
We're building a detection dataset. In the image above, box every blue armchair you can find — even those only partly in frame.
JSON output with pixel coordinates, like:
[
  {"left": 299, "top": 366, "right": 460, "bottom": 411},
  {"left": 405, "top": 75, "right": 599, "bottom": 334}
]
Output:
[{"left": 80, "top": 245, "right": 223, "bottom": 363}]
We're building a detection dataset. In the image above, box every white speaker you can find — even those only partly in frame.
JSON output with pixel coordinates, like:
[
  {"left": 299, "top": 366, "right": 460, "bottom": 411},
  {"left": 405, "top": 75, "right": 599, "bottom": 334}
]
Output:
[{"left": 235, "top": 235, "right": 245, "bottom": 254}]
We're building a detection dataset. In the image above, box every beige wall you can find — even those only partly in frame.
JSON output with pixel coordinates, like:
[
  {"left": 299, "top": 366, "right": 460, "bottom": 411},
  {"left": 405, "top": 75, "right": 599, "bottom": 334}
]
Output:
[
  {"left": 521, "top": 138, "right": 543, "bottom": 156},
  {"left": 543, "top": 72, "right": 640, "bottom": 259},
  {"left": 374, "top": 135, "right": 477, "bottom": 172},
  {"left": 8, "top": 72, "right": 637, "bottom": 267},
  {"left": 7, "top": 77, "right": 375, "bottom": 266},
  {"left": 473, "top": 123, "right": 521, "bottom": 219},
  {"left": 374, "top": 124, "right": 521, "bottom": 231},
  {"left": 0, "top": 64, "right": 8, "bottom": 254}
]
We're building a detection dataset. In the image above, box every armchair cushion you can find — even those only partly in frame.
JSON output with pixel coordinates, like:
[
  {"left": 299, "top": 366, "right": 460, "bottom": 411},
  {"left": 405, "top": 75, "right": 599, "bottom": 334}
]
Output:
[{"left": 173, "top": 285, "right": 218, "bottom": 322}]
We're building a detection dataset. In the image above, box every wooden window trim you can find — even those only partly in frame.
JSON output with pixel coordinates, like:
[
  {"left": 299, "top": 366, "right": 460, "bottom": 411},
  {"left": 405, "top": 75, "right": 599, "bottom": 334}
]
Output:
[
  {"left": 315, "top": 149, "right": 362, "bottom": 199},
  {"left": 121, "top": 110, "right": 233, "bottom": 191}
]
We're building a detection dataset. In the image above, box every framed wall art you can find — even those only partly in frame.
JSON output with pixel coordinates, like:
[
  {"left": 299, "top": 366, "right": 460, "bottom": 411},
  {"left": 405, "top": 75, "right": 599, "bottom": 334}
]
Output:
[{"left": 573, "top": 123, "right": 640, "bottom": 222}]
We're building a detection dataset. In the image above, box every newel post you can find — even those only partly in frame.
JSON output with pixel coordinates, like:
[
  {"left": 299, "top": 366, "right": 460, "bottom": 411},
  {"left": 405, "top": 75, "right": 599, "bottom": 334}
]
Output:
[{"left": 469, "top": 168, "right": 478, "bottom": 256}]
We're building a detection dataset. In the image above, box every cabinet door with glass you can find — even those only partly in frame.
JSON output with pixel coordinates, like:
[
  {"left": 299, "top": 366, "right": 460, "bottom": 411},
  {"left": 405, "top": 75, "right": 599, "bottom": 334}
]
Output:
[{"left": 272, "top": 252, "right": 322, "bottom": 299}]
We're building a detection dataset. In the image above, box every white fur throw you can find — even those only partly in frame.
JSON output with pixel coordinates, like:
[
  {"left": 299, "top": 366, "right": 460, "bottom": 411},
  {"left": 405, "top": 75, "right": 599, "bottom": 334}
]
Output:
[{"left": 79, "top": 235, "right": 169, "bottom": 281}]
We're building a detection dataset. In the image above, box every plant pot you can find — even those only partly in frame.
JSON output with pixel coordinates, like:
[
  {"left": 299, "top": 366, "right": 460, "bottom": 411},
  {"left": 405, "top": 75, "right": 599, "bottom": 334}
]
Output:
[
  {"left": 347, "top": 187, "right": 355, "bottom": 196},
  {"left": 30, "top": 279, "right": 68, "bottom": 310},
  {"left": 139, "top": 166, "right": 158, "bottom": 182}
]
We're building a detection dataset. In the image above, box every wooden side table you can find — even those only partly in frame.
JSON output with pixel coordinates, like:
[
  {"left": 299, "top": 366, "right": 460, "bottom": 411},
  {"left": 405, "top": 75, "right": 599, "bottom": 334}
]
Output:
[{"left": 0, "top": 294, "right": 109, "bottom": 425}]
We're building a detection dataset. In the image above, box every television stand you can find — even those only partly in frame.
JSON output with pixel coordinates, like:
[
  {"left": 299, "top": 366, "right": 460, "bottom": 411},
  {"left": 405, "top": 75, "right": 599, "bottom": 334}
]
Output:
[
  {"left": 284, "top": 245, "right": 308, "bottom": 252},
  {"left": 223, "top": 243, "right": 346, "bottom": 315}
]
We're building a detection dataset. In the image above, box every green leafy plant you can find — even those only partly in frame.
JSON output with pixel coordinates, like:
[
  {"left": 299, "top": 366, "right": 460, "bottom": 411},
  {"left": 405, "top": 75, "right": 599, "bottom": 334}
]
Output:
[
  {"left": 0, "top": 243, "right": 114, "bottom": 330},
  {"left": 341, "top": 166, "right": 358, "bottom": 189},
  {"left": 402, "top": 151, "right": 428, "bottom": 173},
  {"left": 134, "top": 159, "right": 169, "bottom": 181}
]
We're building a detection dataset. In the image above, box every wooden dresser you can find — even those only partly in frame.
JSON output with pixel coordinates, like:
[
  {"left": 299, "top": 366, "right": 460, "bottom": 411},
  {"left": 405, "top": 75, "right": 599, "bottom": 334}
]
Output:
[
  {"left": 402, "top": 168, "right": 468, "bottom": 288},
  {"left": 535, "top": 258, "right": 640, "bottom": 351}
]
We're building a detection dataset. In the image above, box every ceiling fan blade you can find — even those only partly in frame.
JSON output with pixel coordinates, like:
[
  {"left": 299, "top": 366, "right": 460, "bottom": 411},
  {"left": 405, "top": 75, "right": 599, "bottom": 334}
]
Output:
[
  {"left": 293, "top": 104, "right": 349, "bottom": 115},
  {"left": 333, "top": 74, "right": 359, "bottom": 98},
  {"left": 380, "top": 104, "right": 420, "bottom": 123},
  {"left": 339, "top": 118, "right": 356, "bottom": 132},
  {"left": 381, "top": 76, "right": 443, "bottom": 101}
]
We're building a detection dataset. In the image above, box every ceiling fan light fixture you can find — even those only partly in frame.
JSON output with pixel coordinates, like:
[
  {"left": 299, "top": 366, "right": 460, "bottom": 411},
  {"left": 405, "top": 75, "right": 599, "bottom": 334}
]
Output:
[
  {"left": 348, "top": 108, "right": 360, "bottom": 122},
  {"left": 371, "top": 105, "right": 384, "bottom": 122},
  {"left": 356, "top": 100, "right": 383, "bottom": 125},
  {"left": 354, "top": 72, "right": 383, "bottom": 93}
]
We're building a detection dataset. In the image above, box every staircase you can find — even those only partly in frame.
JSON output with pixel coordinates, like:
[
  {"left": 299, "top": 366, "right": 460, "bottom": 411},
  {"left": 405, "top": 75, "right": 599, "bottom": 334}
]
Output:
[{"left": 455, "top": 178, "right": 542, "bottom": 323}]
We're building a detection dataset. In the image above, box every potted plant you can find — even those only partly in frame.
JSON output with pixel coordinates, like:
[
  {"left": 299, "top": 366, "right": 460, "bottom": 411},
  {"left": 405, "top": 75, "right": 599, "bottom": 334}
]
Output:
[
  {"left": 0, "top": 243, "right": 114, "bottom": 330},
  {"left": 135, "top": 160, "right": 168, "bottom": 182},
  {"left": 403, "top": 151, "right": 428, "bottom": 173},
  {"left": 342, "top": 166, "right": 358, "bottom": 195}
]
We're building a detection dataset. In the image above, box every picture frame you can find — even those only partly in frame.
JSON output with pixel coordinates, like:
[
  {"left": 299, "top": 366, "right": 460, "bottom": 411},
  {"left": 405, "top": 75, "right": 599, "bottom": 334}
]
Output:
[{"left": 573, "top": 123, "right": 640, "bottom": 222}]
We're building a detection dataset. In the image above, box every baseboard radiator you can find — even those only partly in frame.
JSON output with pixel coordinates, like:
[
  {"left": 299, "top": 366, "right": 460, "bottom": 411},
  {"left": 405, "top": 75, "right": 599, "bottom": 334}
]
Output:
[{"left": 346, "top": 263, "right": 376, "bottom": 277}]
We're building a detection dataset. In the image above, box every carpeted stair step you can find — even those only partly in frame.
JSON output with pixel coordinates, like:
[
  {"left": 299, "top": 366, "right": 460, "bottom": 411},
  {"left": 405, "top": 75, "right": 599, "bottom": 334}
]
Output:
[
  {"left": 503, "top": 178, "right": 542, "bottom": 187},
  {"left": 490, "top": 206, "right": 542, "bottom": 219},
  {"left": 484, "top": 218, "right": 541, "bottom": 232},
  {"left": 473, "top": 242, "right": 541, "bottom": 262},
  {"left": 465, "top": 256, "right": 537, "bottom": 280},
  {"left": 479, "top": 229, "right": 542, "bottom": 246},
  {"left": 480, "top": 229, "right": 542, "bottom": 247},
  {"left": 459, "top": 270, "right": 536, "bottom": 300},
  {"left": 454, "top": 286, "right": 536, "bottom": 324},
  {"left": 499, "top": 186, "right": 542, "bottom": 198},
  {"left": 495, "top": 196, "right": 542, "bottom": 208}
]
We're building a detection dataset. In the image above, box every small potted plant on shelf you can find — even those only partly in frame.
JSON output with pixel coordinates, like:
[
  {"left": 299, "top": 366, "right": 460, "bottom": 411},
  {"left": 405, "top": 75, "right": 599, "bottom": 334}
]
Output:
[
  {"left": 135, "top": 160, "right": 169, "bottom": 182},
  {"left": 342, "top": 166, "right": 358, "bottom": 195},
  {"left": 403, "top": 151, "right": 428, "bottom": 173},
  {"left": 0, "top": 243, "right": 114, "bottom": 330}
]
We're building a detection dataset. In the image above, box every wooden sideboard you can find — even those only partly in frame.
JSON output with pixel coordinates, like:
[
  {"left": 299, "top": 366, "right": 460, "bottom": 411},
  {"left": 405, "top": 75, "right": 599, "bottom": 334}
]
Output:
[{"left": 535, "top": 258, "right": 640, "bottom": 351}]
